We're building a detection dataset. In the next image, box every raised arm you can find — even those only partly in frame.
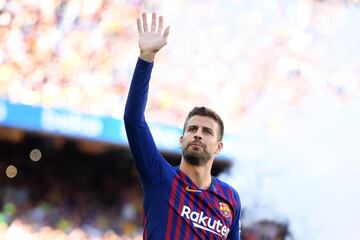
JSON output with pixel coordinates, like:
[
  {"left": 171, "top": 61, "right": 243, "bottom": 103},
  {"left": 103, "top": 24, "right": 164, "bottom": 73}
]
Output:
[
  {"left": 123, "top": 13, "right": 172, "bottom": 186},
  {"left": 124, "top": 12, "right": 170, "bottom": 122}
]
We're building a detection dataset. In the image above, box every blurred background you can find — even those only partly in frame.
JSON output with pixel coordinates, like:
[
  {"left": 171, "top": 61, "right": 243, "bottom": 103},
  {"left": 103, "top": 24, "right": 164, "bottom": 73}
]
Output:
[{"left": 0, "top": 0, "right": 359, "bottom": 239}]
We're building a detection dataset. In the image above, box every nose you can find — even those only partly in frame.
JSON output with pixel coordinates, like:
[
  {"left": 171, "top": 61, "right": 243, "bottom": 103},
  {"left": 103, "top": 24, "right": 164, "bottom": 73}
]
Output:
[{"left": 194, "top": 134, "right": 202, "bottom": 141}]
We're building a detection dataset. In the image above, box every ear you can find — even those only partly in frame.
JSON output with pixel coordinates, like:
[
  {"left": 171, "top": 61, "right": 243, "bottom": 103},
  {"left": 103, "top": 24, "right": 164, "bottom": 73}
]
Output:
[
  {"left": 179, "top": 136, "right": 184, "bottom": 148},
  {"left": 215, "top": 141, "right": 223, "bottom": 155}
]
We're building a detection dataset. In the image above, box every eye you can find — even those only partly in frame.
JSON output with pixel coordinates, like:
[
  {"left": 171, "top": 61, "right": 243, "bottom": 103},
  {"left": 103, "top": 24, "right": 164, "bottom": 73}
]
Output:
[
  {"left": 203, "top": 128, "right": 213, "bottom": 135},
  {"left": 188, "top": 126, "right": 197, "bottom": 132}
]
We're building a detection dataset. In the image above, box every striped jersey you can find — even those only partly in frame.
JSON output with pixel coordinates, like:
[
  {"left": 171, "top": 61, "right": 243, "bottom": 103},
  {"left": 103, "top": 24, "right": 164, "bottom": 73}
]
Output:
[{"left": 124, "top": 58, "right": 241, "bottom": 239}]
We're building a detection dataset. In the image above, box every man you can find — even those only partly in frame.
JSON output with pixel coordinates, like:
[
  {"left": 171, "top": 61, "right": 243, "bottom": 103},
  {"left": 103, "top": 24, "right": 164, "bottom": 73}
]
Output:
[{"left": 124, "top": 12, "right": 241, "bottom": 239}]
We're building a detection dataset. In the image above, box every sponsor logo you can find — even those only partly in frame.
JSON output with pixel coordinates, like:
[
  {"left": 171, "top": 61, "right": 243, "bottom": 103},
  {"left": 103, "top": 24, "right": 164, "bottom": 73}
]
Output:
[
  {"left": 181, "top": 205, "right": 230, "bottom": 237},
  {"left": 219, "top": 202, "right": 232, "bottom": 219},
  {"left": 185, "top": 186, "right": 202, "bottom": 193}
]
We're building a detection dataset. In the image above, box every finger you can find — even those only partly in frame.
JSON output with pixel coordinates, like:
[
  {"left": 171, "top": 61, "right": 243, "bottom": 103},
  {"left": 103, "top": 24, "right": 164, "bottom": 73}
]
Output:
[
  {"left": 162, "top": 26, "right": 170, "bottom": 42},
  {"left": 157, "top": 15, "right": 163, "bottom": 34},
  {"left": 137, "top": 18, "right": 143, "bottom": 33},
  {"left": 151, "top": 12, "right": 156, "bottom": 32},
  {"left": 142, "top": 12, "right": 148, "bottom": 32}
]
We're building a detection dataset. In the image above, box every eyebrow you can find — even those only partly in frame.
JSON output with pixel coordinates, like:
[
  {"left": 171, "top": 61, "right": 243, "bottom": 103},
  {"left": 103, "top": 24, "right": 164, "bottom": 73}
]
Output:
[
  {"left": 203, "top": 127, "right": 214, "bottom": 133},
  {"left": 187, "top": 125, "right": 214, "bottom": 133}
]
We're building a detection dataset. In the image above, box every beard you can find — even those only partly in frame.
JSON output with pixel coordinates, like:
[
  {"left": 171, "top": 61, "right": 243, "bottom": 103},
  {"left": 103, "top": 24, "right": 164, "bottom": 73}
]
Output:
[{"left": 182, "top": 142, "right": 212, "bottom": 166}]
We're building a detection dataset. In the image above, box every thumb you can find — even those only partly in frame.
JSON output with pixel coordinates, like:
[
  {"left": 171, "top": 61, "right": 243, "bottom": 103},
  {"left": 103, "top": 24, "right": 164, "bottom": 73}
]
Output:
[{"left": 162, "top": 26, "right": 170, "bottom": 42}]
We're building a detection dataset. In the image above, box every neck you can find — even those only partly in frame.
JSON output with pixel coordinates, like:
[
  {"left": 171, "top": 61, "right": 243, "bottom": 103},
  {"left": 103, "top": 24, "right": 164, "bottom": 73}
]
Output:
[{"left": 179, "top": 157, "right": 213, "bottom": 189}]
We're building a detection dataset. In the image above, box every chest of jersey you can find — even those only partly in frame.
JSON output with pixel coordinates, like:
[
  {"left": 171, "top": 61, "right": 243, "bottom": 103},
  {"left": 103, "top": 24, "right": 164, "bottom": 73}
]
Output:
[{"left": 164, "top": 173, "right": 234, "bottom": 239}]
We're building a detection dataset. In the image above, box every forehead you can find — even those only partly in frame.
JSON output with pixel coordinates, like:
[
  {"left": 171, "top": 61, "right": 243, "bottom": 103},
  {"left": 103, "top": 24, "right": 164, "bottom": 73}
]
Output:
[{"left": 186, "top": 115, "right": 219, "bottom": 131}]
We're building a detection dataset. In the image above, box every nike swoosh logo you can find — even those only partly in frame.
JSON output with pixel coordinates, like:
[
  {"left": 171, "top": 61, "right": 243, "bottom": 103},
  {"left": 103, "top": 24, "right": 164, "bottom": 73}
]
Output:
[{"left": 186, "top": 186, "right": 202, "bottom": 193}]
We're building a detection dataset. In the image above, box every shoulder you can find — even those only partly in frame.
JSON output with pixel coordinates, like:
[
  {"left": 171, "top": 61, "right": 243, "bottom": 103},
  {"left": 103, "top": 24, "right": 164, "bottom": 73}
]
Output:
[
  {"left": 214, "top": 177, "right": 239, "bottom": 193},
  {"left": 214, "top": 177, "right": 241, "bottom": 205}
]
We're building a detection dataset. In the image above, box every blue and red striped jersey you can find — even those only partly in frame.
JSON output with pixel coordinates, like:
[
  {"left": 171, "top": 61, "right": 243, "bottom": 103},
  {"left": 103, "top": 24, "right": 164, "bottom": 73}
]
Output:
[{"left": 124, "top": 58, "right": 241, "bottom": 239}]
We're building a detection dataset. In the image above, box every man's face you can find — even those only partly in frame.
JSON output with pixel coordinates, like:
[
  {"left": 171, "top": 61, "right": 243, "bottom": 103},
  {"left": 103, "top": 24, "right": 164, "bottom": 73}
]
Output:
[{"left": 180, "top": 116, "right": 223, "bottom": 166}]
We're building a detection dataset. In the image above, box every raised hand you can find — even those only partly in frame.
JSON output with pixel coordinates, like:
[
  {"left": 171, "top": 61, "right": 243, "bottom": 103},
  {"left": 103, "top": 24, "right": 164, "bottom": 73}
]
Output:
[{"left": 137, "top": 12, "right": 170, "bottom": 62}]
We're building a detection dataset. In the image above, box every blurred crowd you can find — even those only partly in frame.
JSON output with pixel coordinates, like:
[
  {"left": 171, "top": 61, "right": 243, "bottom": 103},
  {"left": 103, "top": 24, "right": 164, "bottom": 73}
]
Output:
[
  {"left": 0, "top": 0, "right": 140, "bottom": 118},
  {"left": 0, "top": 0, "right": 358, "bottom": 132},
  {"left": 0, "top": 132, "right": 144, "bottom": 240},
  {"left": 0, "top": 185, "right": 143, "bottom": 240}
]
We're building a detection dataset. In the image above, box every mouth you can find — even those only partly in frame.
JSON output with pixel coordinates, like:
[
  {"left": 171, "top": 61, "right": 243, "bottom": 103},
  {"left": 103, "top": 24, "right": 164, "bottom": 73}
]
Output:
[{"left": 188, "top": 142, "right": 204, "bottom": 148}]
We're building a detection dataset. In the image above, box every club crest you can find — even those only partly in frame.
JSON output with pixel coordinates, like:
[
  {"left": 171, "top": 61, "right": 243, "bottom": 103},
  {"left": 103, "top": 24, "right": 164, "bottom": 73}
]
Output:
[{"left": 219, "top": 202, "right": 232, "bottom": 219}]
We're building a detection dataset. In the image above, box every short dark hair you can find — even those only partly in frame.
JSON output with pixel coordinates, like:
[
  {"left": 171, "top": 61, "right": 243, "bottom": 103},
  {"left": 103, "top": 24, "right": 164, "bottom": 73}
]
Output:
[{"left": 183, "top": 106, "right": 224, "bottom": 140}]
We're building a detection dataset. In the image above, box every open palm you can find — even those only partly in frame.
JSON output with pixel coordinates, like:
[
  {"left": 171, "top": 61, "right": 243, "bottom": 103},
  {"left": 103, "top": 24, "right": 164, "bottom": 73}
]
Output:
[{"left": 137, "top": 13, "right": 170, "bottom": 58}]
